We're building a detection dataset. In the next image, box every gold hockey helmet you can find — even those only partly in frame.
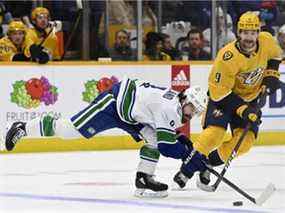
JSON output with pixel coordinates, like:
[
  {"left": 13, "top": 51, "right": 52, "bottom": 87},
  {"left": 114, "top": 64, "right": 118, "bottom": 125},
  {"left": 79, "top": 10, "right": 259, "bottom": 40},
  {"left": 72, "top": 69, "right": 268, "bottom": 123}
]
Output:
[
  {"left": 7, "top": 21, "right": 26, "bottom": 35},
  {"left": 238, "top": 12, "right": 260, "bottom": 32},
  {"left": 31, "top": 7, "right": 50, "bottom": 21}
]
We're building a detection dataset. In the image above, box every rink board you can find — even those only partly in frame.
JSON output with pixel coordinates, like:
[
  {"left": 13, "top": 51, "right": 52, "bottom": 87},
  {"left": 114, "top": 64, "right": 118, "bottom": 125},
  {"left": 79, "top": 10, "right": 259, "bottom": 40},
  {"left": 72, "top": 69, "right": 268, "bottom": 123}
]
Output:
[
  {"left": 0, "top": 131, "right": 284, "bottom": 154},
  {"left": 0, "top": 61, "right": 284, "bottom": 153}
]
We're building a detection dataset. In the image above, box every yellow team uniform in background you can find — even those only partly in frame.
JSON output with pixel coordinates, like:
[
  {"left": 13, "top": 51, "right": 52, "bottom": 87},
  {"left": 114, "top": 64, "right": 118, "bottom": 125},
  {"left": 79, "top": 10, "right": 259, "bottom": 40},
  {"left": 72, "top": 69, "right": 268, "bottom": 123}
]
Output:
[
  {"left": 26, "top": 27, "right": 61, "bottom": 60},
  {"left": 0, "top": 36, "right": 33, "bottom": 61},
  {"left": 193, "top": 32, "right": 282, "bottom": 161},
  {"left": 143, "top": 52, "right": 171, "bottom": 61}
]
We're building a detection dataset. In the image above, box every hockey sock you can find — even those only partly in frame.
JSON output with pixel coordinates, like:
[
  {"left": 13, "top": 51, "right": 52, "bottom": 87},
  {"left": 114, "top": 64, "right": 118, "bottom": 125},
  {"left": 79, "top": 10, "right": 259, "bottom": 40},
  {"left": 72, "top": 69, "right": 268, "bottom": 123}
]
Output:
[
  {"left": 137, "top": 145, "right": 160, "bottom": 175},
  {"left": 25, "top": 115, "right": 82, "bottom": 139},
  {"left": 25, "top": 115, "right": 54, "bottom": 137}
]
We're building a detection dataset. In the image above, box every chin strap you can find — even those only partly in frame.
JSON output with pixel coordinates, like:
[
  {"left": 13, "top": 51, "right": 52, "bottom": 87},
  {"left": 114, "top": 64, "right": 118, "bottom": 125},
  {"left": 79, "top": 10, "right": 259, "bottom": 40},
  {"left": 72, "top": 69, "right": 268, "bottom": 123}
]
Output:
[{"left": 236, "top": 40, "right": 257, "bottom": 56}]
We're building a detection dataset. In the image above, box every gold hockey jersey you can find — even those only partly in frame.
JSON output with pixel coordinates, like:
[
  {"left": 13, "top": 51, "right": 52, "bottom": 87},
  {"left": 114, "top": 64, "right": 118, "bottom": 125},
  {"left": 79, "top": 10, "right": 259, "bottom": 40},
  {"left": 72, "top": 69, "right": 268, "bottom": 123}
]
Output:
[
  {"left": 0, "top": 36, "right": 32, "bottom": 61},
  {"left": 209, "top": 32, "right": 282, "bottom": 102},
  {"left": 26, "top": 27, "right": 60, "bottom": 60}
]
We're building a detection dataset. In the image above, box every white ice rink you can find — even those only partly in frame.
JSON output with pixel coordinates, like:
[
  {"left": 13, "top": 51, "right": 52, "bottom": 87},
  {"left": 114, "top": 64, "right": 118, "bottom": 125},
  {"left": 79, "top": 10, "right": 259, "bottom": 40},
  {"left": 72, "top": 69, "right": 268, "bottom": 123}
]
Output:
[{"left": 0, "top": 146, "right": 284, "bottom": 213}]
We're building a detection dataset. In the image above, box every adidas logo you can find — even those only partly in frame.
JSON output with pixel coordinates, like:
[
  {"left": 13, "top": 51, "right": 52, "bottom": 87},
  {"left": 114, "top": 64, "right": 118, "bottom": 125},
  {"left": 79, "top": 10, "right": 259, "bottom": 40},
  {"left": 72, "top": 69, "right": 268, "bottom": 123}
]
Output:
[{"left": 172, "top": 70, "right": 190, "bottom": 86}]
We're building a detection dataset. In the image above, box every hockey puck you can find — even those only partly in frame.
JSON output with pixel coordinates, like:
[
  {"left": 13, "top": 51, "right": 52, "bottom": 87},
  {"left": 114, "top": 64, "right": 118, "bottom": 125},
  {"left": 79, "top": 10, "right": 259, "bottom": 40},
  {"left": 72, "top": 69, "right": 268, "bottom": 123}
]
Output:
[{"left": 233, "top": 201, "right": 243, "bottom": 206}]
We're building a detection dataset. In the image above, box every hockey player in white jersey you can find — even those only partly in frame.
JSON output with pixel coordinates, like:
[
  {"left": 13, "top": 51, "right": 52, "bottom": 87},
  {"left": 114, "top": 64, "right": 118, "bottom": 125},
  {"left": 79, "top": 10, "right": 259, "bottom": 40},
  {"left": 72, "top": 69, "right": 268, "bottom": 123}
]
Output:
[{"left": 4, "top": 77, "right": 207, "bottom": 197}]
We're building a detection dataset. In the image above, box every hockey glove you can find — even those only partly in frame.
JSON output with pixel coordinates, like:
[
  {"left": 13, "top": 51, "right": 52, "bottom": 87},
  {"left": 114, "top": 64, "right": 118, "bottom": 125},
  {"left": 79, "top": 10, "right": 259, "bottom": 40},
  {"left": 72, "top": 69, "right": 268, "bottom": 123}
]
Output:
[
  {"left": 236, "top": 105, "right": 262, "bottom": 125},
  {"left": 30, "top": 44, "right": 43, "bottom": 59},
  {"left": 176, "top": 133, "right": 193, "bottom": 150},
  {"left": 38, "top": 51, "right": 49, "bottom": 64},
  {"left": 180, "top": 149, "right": 207, "bottom": 179},
  {"left": 261, "top": 69, "right": 281, "bottom": 94},
  {"left": 262, "top": 76, "right": 281, "bottom": 95},
  {"left": 12, "top": 53, "right": 30, "bottom": 61}
]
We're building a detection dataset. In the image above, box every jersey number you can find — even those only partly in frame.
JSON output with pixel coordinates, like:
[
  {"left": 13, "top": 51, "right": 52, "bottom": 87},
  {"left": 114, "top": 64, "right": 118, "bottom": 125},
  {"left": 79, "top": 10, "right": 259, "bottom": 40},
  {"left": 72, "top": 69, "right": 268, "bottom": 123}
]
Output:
[{"left": 215, "top": 72, "right": 221, "bottom": 83}]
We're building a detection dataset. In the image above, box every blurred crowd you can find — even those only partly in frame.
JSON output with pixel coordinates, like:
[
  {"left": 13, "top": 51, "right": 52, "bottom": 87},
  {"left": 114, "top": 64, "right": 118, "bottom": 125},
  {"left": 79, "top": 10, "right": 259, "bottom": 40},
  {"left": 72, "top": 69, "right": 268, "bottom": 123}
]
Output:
[{"left": 0, "top": 0, "right": 285, "bottom": 63}]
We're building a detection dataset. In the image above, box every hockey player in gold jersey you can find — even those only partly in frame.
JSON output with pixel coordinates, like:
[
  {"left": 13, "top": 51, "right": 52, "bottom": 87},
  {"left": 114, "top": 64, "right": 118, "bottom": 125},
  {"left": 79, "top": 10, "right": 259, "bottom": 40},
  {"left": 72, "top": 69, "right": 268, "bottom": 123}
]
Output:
[
  {"left": 26, "top": 7, "right": 60, "bottom": 63},
  {"left": 173, "top": 12, "right": 283, "bottom": 188},
  {"left": 0, "top": 21, "right": 32, "bottom": 61}
]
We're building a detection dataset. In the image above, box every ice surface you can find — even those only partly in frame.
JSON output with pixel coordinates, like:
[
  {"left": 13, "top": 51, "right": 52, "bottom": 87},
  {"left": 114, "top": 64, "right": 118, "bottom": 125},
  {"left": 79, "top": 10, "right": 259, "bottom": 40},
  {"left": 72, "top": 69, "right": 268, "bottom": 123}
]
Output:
[{"left": 0, "top": 146, "right": 284, "bottom": 213}]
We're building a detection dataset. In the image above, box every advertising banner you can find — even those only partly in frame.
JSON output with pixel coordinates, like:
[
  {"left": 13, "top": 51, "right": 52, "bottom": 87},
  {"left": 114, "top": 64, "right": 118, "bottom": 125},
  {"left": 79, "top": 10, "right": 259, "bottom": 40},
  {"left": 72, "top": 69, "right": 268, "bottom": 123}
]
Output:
[
  {"left": 0, "top": 63, "right": 284, "bottom": 138},
  {"left": 0, "top": 64, "right": 171, "bottom": 137},
  {"left": 171, "top": 65, "right": 190, "bottom": 136}
]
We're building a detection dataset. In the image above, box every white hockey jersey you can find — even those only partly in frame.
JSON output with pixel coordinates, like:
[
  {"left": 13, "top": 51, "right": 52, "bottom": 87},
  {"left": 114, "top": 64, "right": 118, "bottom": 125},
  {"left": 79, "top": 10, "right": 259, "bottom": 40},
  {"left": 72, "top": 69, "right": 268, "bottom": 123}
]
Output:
[{"left": 116, "top": 78, "right": 183, "bottom": 146}]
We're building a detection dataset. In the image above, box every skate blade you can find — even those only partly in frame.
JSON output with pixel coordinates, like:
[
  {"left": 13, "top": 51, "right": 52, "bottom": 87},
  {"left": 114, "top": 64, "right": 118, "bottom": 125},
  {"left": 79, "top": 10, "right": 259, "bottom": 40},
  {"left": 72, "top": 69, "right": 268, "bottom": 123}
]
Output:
[{"left": 134, "top": 189, "right": 168, "bottom": 198}]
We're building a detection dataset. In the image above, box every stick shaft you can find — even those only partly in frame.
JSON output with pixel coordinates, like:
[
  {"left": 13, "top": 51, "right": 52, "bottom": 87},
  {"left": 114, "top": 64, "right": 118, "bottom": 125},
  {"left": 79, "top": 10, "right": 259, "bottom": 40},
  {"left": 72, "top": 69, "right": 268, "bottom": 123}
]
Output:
[
  {"left": 207, "top": 166, "right": 256, "bottom": 203},
  {"left": 212, "top": 123, "right": 251, "bottom": 189},
  {"left": 39, "top": 25, "right": 54, "bottom": 47},
  {"left": 211, "top": 92, "right": 267, "bottom": 190}
]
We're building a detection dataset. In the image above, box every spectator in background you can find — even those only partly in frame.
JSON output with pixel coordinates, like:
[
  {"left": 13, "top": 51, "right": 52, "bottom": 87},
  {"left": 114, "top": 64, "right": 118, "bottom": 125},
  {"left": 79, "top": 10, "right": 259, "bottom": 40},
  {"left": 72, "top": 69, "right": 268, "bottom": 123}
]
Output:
[
  {"left": 0, "top": 2, "right": 6, "bottom": 38},
  {"left": 108, "top": 1, "right": 157, "bottom": 29},
  {"left": 143, "top": 32, "right": 171, "bottom": 61},
  {"left": 162, "top": 1, "right": 211, "bottom": 30},
  {"left": 26, "top": 7, "right": 60, "bottom": 63},
  {"left": 227, "top": 0, "right": 261, "bottom": 29},
  {"left": 0, "top": 1, "right": 13, "bottom": 38},
  {"left": 185, "top": 28, "right": 210, "bottom": 60},
  {"left": 50, "top": 0, "right": 107, "bottom": 60},
  {"left": 259, "top": 0, "right": 277, "bottom": 35},
  {"left": 276, "top": 1, "right": 285, "bottom": 27},
  {"left": 142, "top": 1, "right": 158, "bottom": 29},
  {"left": 5, "top": 0, "right": 33, "bottom": 28},
  {"left": 0, "top": 21, "right": 32, "bottom": 61},
  {"left": 277, "top": 25, "right": 285, "bottom": 60},
  {"left": 109, "top": 29, "right": 136, "bottom": 61},
  {"left": 203, "top": 7, "right": 236, "bottom": 54},
  {"left": 228, "top": 0, "right": 277, "bottom": 35},
  {"left": 161, "top": 33, "right": 181, "bottom": 60}
]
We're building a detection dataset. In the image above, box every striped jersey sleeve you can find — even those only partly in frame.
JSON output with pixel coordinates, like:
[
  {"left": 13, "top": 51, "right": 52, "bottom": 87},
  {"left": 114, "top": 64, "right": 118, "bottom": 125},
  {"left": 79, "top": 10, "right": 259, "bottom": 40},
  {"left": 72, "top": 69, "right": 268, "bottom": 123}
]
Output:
[
  {"left": 157, "top": 127, "right": 177, "bottom": 144},
  {"left": 155, "top": 107, "right": 189, "bottom": 159},
  {"left": 155, "top": 108, "right": 179, "bottom": 145}
]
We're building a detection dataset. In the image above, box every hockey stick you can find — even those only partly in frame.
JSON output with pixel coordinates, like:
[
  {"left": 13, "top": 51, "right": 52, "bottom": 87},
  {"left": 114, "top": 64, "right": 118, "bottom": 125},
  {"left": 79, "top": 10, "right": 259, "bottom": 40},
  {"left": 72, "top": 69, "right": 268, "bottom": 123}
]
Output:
[
  {"left": 197, "top": 165, "right": 276, "bottom": 205},
  {"left": 209, "top": 92, "right": 267, "bottom": 192},
  {"left": 60, "top": 0, "right": 83, "bottom": 60},
  {"left": 38, "top": 22, "right": 56, "bottom": 47},
  {"left": 29, "top": 23, "right": 56, "bottom": 63},
  {"left": 211, "top": 122, "right": 252, "bottom": 190}
]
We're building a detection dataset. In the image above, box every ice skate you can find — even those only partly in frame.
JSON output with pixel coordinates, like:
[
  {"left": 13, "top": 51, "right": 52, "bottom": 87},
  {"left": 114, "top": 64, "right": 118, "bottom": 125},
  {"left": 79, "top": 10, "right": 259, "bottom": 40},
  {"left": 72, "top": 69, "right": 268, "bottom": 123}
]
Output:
[
  {"left": 172, "top": 171, "right": 189, "bottom": 191},
  {"left": 5, "top": 122, "right": 26, "bottom": 151},
  {"left": 134, "top": 172, "right": 168, "bottom": 198}
]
